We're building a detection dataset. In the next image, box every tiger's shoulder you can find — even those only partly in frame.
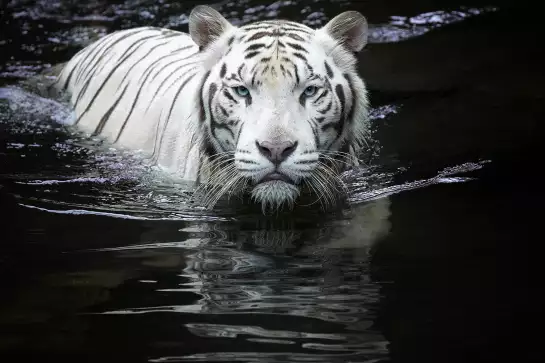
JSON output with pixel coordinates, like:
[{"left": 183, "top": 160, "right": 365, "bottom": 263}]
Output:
[{"left": 54, "top": 26, "right": 207, "bottom": 178}]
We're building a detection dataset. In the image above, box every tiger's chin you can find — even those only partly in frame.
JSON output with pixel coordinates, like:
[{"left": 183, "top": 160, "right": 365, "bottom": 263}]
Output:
[{"left": 250, "top": 181, "right": 300, "bottom": 213}]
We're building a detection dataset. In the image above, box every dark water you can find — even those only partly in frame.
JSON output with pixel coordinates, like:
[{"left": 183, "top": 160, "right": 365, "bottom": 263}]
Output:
[{"left": 0, "top": 0, "right": 544, "bottom": 362}]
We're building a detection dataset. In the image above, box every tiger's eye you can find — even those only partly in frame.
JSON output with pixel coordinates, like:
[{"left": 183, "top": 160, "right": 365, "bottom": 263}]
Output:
[
  {"left": 234, "top": 86, "right": 250, "bottom": 97},
  {"left": 303, "top": 85, "right": 318, "bottom": 97}
]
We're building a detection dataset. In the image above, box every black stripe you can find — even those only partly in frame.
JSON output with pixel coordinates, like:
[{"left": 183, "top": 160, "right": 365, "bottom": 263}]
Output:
[
  {"left": 156, "top": 72, "right": 199, "bottom": 151},
  {"left": 280, "top": 64, "right": 286, "bottom": 77},
  {"left": 223, "top": 89, "right": 237, "bottom": 103},
  {"left": 311, "top": 122, "right": 321, "bottom": 148},
  {"left": 299, "top": 91, "right": 306, "bottom": 107},
  {"left": 293, "top": 63, "right": 300, "bottom": 84},
  {"left": 208, "top": 83, "right": 218, "bottom": 113},
  {"left": 286, "top": 33, "right": 306, "bottom": 41},
  {"left": 218, "top": 105, "right": 229, "bottom": 117},
  {"left": 344, "top": 74, "right": 356, "bottom": 125},
  {"left": 93, "top": 83, "right": 130, "bottom": 135},
  {"left": 226, "top": 73, "right": 242, "bottom": 82},
  {"left": 203, "top": 142, "right": 218, "bottom": 158},
  {"left": 73, "top": 47, "right": 118, "bottom": 107},
  {"left": 314, "top": 89, "right": 329, "bottom": 104},
  {"left": 320, "top": 86, "right": 346, "bottom": 143},
  {"left": 160, "top": 30, "right": 182, "bottom": 38},
  {"left": 72, "top": 34, "right": 118, "bottom": 86},
  {"left": 245, "top": 43, "right": 266, "bottom": 52},
  {"left": 74, "top": 51, "right": 119, "bottom": 125},
  {"left": 315, "top": 116, "right": 325, "bottom": 123},
  {"left": 75, "top": 29, "right": 145, "bottom": 86},
  {"left": 117, "top": 34, "right": 160, "bottom": 63},
  {"left": 72, "top": 58, "right": 104, "bottom": 109},
  {"left": 227, "top": 119, "right": 240, "bottom": 127},
  {"left": 71, "top": 39, "right": 108, "bottom": 87},
  {"left": 245, "top": 51, "right": 260, "bottom": 59},
  {"left": 317, "top": 100, "right": 333, "bottom": 114},
  {"left": 325, "top": 61, "right": 333, "bottom": 78},
  {"left": 286, "top": 42, "right": 308, "bottom": 52},
  {"left": 118, "top": 36, "right": 167, "bottom": 86},
  {"left": 235, "top": 122, "right": 243, "bottom": 145},
  {"left": 242, "top": 26, "right": 275, "bottom": 32},
  {"left": 134, "top": 44, "right": 174, "bottom": 85},
  {"left": 283, "top": 22, "right": 312, "bottom": 29},
  {"left": 334, "top": 84, "right": 346, "bottom": 133},
  {"left": 210, "top": 118, "right": 235, "bottom": 141},
  {"left": 227, "top": 35, "right": 235, "bottom": 46},
  {"left": 295, "top": 160, "right": 317, "bottom": 165},
  {"left": 116, "top": 71, "right": 196, "bottom": 142},
  {"left": 72, "top": 54, "right": 104, "bottom": 106},
  {"left": 149, "top": 48, "right": 197, "bottom": 82},
  {"left": 144, "top": 61, "right": 199, "bottom": 113},
  {"left": 247, "top": 32, "right": 273, "bottom": 41},
  {"left": 292, "top": 52, "right": 307, "bottom": 62},
  {"left": 237, "top": 64, "right": 244, "bottom": 79},
  {"left": 114, "top": 60, "right": 164, "bottom": 139},
  {"left": 63, "top": 34, "right": 107, "bottom": 82},
  {"left": 220, "top": 63, "right": 227, "bottom": 78},
  {"left": 135, "top": 49, "right": 185, "bottom": 83},
  {"left": 236, "top": 159, "right": 259, "bottom": 165},
  {"left": 199, "top": 71, "right": 211, "bottom": 123}
]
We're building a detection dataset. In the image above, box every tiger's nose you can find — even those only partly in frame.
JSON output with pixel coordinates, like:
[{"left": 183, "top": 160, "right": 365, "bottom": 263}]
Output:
[{"left": 255, "top": 140, "right": 298, "bottom": 164}]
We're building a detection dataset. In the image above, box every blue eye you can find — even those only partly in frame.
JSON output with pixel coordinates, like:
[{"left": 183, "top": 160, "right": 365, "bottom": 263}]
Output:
[
  {"left": 234, "top": 86, "right": 250, "bottom": 97},
  {"left": 303, "top": 85, "right": 318, "bottom": 97}
]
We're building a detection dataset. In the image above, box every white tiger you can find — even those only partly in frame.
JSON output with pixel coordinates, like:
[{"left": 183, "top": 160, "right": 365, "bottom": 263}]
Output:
[{"left": 52, "top": 5, "right": 371, "bottom": 212}]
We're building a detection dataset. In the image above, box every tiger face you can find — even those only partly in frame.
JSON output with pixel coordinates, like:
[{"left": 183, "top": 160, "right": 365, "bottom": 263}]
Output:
[{"left": 190, "top": 6, "right": 370, "bottom": 211}]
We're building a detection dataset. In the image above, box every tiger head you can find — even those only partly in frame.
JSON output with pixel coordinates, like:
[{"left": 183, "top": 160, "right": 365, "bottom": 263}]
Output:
[{"left": 191, "top": 6, "right": 370, "bottom": 212}]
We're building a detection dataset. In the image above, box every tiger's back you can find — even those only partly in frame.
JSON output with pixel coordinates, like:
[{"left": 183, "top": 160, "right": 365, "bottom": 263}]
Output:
[{"left": 56, "top": 27, "right": 206, "bottom": 178}]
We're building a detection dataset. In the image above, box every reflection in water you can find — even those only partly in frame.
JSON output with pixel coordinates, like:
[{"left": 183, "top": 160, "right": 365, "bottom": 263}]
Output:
[
  {"left": 0, "top": 196, "right": 393, "bottom": 360},
  {"left": 83, "top": 198, "right": 393, "bottom": 361}
]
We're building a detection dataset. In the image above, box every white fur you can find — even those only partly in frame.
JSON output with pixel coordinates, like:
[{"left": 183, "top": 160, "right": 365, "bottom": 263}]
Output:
[{"left": 54, "top": 6, "right": 371, "bottom": 211}]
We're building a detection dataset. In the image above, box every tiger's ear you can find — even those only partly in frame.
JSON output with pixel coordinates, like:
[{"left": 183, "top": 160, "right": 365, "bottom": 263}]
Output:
[
  {"left": 322, "top": 11, "right": 368, "bottom": 52},
  {"left": 189, "top": 5, "right": 233, "bottom": 50}
]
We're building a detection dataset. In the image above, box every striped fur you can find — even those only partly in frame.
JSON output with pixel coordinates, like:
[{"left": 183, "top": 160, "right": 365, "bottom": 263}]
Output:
[{"left": 54, "top": 6, "right": 370, "bottom": 211}]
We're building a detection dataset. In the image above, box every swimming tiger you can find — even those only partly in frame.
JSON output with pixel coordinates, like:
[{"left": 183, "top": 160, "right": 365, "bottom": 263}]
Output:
[{"left": 52, "top": 5, "right": 371, "bottom": 212}]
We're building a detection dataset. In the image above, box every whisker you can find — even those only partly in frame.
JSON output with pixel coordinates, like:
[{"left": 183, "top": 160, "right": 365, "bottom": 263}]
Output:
[
  {"left": 309, "top": 172, "right": 334, "bottom": 209},
  {"left": 316, "top": 162, "right": 347, "bottom": 194},
  {"left": 300, "top": 178, "right": 327, "bottom": 210}
]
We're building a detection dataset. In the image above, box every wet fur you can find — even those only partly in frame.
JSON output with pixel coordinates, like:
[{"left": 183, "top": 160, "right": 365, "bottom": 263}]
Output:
[{"left": 50, "top": 6, "right": 371, "bottom": 212}]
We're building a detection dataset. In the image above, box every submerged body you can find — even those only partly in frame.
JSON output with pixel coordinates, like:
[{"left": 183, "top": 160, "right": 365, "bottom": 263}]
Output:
[
  {"left": 56, "top": 27, "right": 206, "bottom": 179},
  {"left": 54, "top": 6, "right": 371, "bottom": 211}
]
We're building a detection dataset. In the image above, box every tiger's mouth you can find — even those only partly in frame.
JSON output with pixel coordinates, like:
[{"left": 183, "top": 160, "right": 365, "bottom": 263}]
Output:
[{"left": 257, "top": 172, "right": 295, "bottom": 185}]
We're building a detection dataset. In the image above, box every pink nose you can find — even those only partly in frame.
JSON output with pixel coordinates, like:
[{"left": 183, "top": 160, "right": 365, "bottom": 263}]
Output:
[{"left": 255, "top": 140, "right": 298, "bottom": 164}]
